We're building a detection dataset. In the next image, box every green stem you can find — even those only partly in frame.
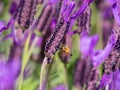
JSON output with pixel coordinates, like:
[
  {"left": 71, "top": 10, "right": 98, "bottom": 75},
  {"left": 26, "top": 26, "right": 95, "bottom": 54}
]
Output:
[
  {"left": 39, "top": 57, "right": 52, "bottom": 90},
  {"left": 63, "top": 64, "right": 69, "bottom": 90},
  {"left": 18, "top": 34, "right": 39, "bottom": 90}
]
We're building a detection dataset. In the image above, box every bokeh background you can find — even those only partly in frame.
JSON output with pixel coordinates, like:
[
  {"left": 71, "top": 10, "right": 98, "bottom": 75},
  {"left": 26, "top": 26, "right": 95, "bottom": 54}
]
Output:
[{"left": 0, "top": 0, "right": 113, "bottom": 90}]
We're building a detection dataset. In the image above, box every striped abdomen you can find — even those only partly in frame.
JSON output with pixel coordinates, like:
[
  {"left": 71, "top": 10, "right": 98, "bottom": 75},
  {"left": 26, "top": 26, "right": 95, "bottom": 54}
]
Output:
[
  {"left": 44, "top": 18, "right": 70, "bottom": 59},
  {"left": 14, "top": 0, "right": 37, "bottom": 30},
  {"left": 36, "top": 3, "right": 54, "bottom": 35}
]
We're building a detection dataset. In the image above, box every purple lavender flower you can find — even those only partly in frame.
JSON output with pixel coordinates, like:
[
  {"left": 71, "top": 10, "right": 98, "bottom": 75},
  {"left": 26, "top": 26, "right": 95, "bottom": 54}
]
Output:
[
  {"left": 92, "top": 31, "right": 116, "bottom": 67},
  {"left": 109, "top": 69, "right": 120, "bottom": 90},
  {"left": 74, "top": 31, "right": 99, "bottom": 89},
  {"left": 0, "top": 59, "right": 21, "bottom": 90},
  {"left": 98, "top": 69, "right": 120, "bottom": 90},
  {"left": 99, "top": 28, "right": 120, "bottom": 90},
  {"left": 44, "top": 0, "right": 75, "bottom": 60},
  {"left": 75, "top": 30, "right": 115, "bottom": 89},
  {"left": 108, "top": 0, "right": 120, "bottom": 25},
  {"left": 0, "top": 0, "right": 37, "bottom": 32},
  {"left": 80, "top": 31, "right": 99, "bottom": 57},
  {"left": 9, "top": 1, "right": 17, "bottom": 16},
  {"left": 98, "top": 73, "right": 113, "bottom": 89},
  {"left": 0, "top": 42, "right": 22, "bottom": 90}
]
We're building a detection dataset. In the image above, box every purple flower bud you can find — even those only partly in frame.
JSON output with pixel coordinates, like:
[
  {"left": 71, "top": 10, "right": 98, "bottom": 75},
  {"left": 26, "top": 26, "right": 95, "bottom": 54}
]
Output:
[
  {"left": 9, "top": 1, "right": 17, "bottom": 16},
  {"left": 14, "top": 0, "right": 37, "bottom": 30},
  {"left": 45, "top": 18, "right": 70, "bottom": 59},
  {"left": 36, "top": 3, "right": 54, "bottom": 35}
]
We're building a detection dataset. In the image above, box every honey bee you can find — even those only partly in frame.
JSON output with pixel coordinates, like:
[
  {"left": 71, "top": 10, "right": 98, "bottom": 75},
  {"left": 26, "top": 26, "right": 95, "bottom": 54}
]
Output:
[{"left": 61, "top": 46, "right": 72, "bottom": 56}]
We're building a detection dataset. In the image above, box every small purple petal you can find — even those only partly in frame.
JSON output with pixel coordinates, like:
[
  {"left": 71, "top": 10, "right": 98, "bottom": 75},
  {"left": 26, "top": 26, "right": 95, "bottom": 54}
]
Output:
[
  {"left": 0, "top": 59, "right": 21, "bottom": 90},
  {"left": 71, "top": 0, "right": 93, "bottom": 19},
  {"left": 92, "top": 32, "right": 115, "bottom": 67},
  {"left": 0, "top": 21, "right": 4, "bottom": 27},
  {"left": 91, "top": 34, "right": 99, "bottom": 47},
  {"left": 98, "top": 73, "right": 112, "bottom": 89},
  {"left": 109, "top": 70, "right": 120, "bottom": 90},
  {"left": 80, "top": 31, "right": 99, "bottom": 57},
  {"left": 53, "top": 85, "right": 67, "bottom": 90},
  {"left": 9, "top": 1, "right": 17, "bottom": 16},
  {"left": 36, "top": 37, "right": 43, "bottom": 47},
  {"left": 94, "top": 50, "right": 103, "bottom": 56},
  {"left": 0, "top": 18, "right": 13, "bottom": 32},
  {"left": 64, "top": 1, "right": 75, "bottom": 21}
]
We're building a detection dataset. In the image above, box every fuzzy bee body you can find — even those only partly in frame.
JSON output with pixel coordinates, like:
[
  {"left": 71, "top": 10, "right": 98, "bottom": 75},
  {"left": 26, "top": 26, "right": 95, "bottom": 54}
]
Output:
[{"left": 61, "top": 46, "right": 72, "bottom": 56}]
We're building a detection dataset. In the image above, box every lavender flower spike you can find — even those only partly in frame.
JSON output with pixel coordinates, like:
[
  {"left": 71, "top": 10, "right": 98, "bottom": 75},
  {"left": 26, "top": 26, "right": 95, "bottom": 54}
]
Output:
[{"left": 92, "top": 31, "right": 116, "bottom": 67}]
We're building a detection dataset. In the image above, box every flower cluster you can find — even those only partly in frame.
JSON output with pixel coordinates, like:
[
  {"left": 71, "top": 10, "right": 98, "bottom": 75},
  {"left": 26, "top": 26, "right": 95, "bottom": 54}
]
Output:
[{"left": 0, "top": 0, "right": 120, "bottom": 90}]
